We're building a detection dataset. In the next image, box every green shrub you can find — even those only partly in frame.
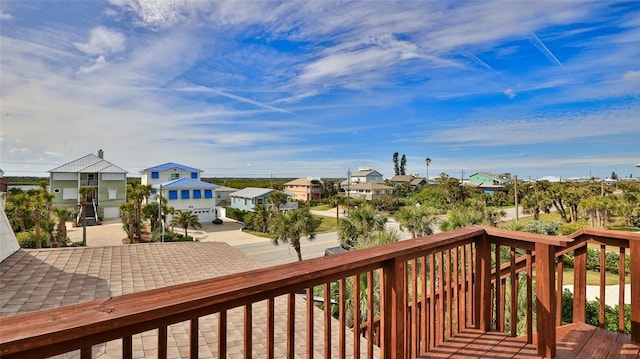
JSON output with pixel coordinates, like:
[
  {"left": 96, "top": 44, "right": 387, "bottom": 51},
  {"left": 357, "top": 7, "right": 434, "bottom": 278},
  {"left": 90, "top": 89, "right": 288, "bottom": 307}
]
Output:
[
  {"left": 561, "top": 289, "right": 631, "bottom": 334},
  {"left": 225, "top": 207, "right": 248, "bottom": 222},
  {"left": 16, "top": 231, "right": 36, "bottom": 248},
  {"left": 524, "top": 220, "right": 562, "bottom": 235},
  {"left": 559, "top": 222, "right": 584, "bottom": 235}
]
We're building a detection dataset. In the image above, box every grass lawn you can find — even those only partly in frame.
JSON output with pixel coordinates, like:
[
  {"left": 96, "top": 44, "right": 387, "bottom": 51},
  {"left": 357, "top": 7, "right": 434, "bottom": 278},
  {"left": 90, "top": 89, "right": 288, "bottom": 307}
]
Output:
[
  {"left": 243, "top": 214, "right": 338, "bottom": 238},
  {"left": 560, "top": 267, "right": 630, "bottom": 286}
]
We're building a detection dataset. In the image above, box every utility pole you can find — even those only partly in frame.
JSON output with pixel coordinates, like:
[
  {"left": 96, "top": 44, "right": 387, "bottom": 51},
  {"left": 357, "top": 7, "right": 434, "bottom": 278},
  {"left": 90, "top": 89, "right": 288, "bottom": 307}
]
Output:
[
  {"left": 425, "top": 157, "right": 431, "bottom": 182},
  {"left": 159, "top": 184, "right": 164, "bottom": 242},
  {"left": 514, "top": 176, "right": 519, "bottom": 222},
  {"left": 347, "top": 169, "right": 351, "bottom": 215}
]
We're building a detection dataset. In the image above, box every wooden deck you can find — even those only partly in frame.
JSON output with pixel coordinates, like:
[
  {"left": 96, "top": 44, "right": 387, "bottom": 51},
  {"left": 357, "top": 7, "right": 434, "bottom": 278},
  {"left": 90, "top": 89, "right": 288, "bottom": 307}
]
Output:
[{"left": 422, "top": 323, "right": 640, "bottom": 359}]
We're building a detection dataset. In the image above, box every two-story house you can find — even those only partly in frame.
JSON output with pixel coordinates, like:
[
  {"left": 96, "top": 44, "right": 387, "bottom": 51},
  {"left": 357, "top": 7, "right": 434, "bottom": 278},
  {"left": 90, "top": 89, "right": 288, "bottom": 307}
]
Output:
[
  {"left": 49, "top": 150, "right": 127, "bottom": 221},
  {"left": 349, "top": 167, "right": 384, "bottom": 184},
  {"left": 142, "top": 163, "right": 219, "bottom": 223},
  {"left": 283, "top": 178, "right": 328, "bottom": 202},
  {"left": 229, "top": 187, "right": 298, "bottom": 212},
  {"left": 467, "top": 172, "right": 512, "bottom": 194},
  {"left": 346, "top": 182, "right": 394, "bottom": 201}
]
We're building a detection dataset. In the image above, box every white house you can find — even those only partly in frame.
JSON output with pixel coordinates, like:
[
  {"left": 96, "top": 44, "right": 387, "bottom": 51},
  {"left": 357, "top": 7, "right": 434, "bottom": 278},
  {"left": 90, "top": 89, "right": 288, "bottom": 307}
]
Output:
[
  {"left": 349, "top": 167, "right": 384, "bottom": 184},
  {"left": 143, "top": 163, "right": 218, "bottom": 223}
]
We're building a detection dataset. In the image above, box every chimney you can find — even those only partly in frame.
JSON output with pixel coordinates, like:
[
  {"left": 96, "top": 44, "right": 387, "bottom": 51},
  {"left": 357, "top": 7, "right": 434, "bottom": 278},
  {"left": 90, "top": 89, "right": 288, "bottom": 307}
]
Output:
[{"left": 98, "top": 149, "right": 104, "bottom": 159}]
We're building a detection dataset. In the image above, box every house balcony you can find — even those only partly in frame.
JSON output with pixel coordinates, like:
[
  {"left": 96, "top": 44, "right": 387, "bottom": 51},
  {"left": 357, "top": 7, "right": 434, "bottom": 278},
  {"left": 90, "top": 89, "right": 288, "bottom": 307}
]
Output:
[
  {"left": 1, "top": 227, "right": 638, "bottom": 358},
  {"left": 79, "top": 180, "right": 98, "bottom": 186}
]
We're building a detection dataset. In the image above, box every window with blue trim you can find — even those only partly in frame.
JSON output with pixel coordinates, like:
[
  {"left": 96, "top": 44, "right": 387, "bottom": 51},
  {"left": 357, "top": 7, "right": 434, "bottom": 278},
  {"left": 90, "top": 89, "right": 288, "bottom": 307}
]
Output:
[
  {"left": 151, "top": 171, "right": 159, "bottom": 179},
  {"left": 181, "top": 190, "right": 190, "bottom": 199},
  {"left": 204, "top": 189, "right": 213, "bottom": 198},
  {"left": 191, "top": 172, "right": 198, "bottom": 179},
  {"left": 151, "top": 189, "right": 157, "bottom": 195},
  {"left": 193, "top": 189, "right": 202, "bottom": 199},
  {"left": 168, "top": 190, "right": 178, "bottom": 200}
]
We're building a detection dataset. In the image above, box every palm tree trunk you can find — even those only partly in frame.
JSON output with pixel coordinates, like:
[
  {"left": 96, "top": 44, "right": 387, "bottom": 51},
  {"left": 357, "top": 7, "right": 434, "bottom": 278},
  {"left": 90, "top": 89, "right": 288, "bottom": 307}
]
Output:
[{"left": 34, "top": 209, "right": 41, "bottom": 249}]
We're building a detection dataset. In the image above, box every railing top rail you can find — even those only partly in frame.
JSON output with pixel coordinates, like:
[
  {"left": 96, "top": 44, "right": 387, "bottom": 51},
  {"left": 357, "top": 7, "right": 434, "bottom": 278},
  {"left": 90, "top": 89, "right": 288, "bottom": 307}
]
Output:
[
  {"left": 570, "top": 228, "right": 640, "bottom": 242},
  {"left": 485, "top": 227, "right": 573, "bottom": 247},
  {"left": 0, "top": 226, "right": 486, "bottom": 356}
]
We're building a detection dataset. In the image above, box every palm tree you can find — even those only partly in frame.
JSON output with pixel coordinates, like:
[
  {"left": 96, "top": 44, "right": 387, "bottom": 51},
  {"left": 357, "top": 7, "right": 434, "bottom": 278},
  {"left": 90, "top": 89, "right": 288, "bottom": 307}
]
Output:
[
  {"left": 269, "top": 208, "right": 321, "bottom": 261},
  {"left": 521, "top": 191, "right": 551, "bottom": 221},
  {"left": 170, "top": 210, "right": 201, "bottom": 239},
  {"left": 328, "top": 195, "right": 345, "bottom": 225},
  {"left": 52, "top": 207, "right": 74, "bottom": 245},
  {"left": 127, "top": 184, "right": 152, "bottom": 240},
  {"left": 245, "top": 204, "right": 271, "bottom": 233},
  {"left": 78, "top": 186, "right": 95, "bottom": 246},
  {"left": 267, "top": 191, "right": 289, "bottom": 213},
  {"left": 395, "top": 202, "right": 436, "bottom": 238},
  {"left": 6, "top": 192, "right": 31, "bottom": 233},
  {"left": 338, "top": 205, "right": 387, "bottom": 249},
  {"left": 119, "top": 202, "right": 136, "bottom": 242}
]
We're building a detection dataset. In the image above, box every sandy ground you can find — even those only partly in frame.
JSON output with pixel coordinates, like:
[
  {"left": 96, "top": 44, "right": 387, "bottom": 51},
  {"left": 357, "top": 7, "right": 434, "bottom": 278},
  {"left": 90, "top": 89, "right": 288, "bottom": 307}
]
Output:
[{"left": 66, "top": 217, "right": 263, "bottom": 247}]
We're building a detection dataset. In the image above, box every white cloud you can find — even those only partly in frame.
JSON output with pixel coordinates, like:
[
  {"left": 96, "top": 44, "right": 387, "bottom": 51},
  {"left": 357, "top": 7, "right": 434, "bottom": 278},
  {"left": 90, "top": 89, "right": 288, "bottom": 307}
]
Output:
[
  {"left": 74, "top": 26, "right": 125, "bottom": 55},
  {"left": 503, "top": 88, "right": 516, "bottom": 99},
  {"left": 622, "top": 70, "right": 640, "bottom": 81},
  {"left": 77, "top": 55, "right": 107, "bottom": 75},
  {"left": 0, "top": 11, "right": 13, "bottom": 20}
]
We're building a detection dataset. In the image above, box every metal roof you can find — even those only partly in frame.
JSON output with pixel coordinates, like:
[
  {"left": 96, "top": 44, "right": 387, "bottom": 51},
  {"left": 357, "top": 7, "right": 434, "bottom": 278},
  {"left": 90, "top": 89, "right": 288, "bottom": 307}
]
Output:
[
  {"left": 49, "top": 154, "right": 127, "bottom": 174},
  {"left": 152, "top": 178, "right": 219, "bottom": 189},
  {"left": 143, "top": 162, "right": 202, "bottom": 173},
  {"left": 230, "top": 187, "right": 276, "bottom": 199}
]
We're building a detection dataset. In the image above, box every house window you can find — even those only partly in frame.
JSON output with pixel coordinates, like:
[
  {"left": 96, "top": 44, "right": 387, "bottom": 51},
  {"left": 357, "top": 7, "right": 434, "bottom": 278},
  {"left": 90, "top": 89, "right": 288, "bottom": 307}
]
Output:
[
  {"left": 168, "top": 190, "right": 178, "bottom": 200},
  {"left": 151, "top": 172, "right": 159, "bottom": 179},
  {"left": 108, "top": 188, "right": 117, "bottom": 199},
  {"left": 151, "top": 189, "right": 157, "bottom": 195},
  {"left": 63, "top": 188, "right": 77, "bottom": 200},
  {"left": 204, "top": 190, "right": 213, "bottom": 198},
  {"left": 170, "top": 173, "right": 180, "bottom": 180},
  {"left": 181, "top": 190, "right": 190, "bottom": 199},
  {"left": 193, "top": 189, "right": 202, "bottom": 199},
  {"left": 191, "top": 172, "right": 198, "bottom": 179}
]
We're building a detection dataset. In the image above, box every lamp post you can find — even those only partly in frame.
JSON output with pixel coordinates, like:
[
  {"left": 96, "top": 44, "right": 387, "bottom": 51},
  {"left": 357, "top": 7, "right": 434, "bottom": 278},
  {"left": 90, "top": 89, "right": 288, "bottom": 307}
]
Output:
[{"left": 425, "top": 157, "right": 431, "bottom": 182}]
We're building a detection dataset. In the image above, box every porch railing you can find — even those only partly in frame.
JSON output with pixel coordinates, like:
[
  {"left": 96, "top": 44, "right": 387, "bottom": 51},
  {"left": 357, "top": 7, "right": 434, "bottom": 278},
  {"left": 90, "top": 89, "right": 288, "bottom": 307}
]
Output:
[{"left": 0, "top": 226, "right": 637, "bottom": 358}]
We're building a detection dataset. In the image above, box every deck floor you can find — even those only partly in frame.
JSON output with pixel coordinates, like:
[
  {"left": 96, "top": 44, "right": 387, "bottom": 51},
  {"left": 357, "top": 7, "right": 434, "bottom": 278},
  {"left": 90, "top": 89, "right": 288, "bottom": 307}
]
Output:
[{"left": 421, "top": 323, "right": 639, "bottom": 359}]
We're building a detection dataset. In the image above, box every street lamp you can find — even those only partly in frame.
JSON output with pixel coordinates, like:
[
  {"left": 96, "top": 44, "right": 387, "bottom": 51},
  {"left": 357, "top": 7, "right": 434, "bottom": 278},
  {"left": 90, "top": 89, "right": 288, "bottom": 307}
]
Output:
[{"left": 425, "top": 157, "right": 431, "bottom": 182}]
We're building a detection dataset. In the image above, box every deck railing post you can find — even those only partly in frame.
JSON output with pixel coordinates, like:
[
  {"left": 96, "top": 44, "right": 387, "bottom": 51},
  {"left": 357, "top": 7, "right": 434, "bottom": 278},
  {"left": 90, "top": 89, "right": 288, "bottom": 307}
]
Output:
[
  {"left": 572, "top": 244, "right": 587, "bottom": 323},
  {"left": 382, "top": 258, "right": 406, "bottom": 359},
  {"left": 630, "top": 239, "right": 640, "bottom": 343},
  {"left": 535, "top": 242, "right": 556, "bottom": 358},
  {"left": 474, "top": 233, "right": 492, "bottom": 331}
]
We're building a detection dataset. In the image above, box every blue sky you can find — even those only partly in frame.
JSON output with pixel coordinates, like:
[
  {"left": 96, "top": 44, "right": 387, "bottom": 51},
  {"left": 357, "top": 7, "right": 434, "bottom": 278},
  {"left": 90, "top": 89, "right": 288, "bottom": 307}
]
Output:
[{"left": 1, "top": 1, "right": 639, "bottom": 180}]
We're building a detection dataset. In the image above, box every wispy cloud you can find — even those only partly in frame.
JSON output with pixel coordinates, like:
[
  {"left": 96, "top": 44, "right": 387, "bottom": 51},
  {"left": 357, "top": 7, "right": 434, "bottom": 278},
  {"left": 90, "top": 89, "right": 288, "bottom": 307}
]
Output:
[{"left": 528, "top": 32, "right": 570, "bottom": 76}]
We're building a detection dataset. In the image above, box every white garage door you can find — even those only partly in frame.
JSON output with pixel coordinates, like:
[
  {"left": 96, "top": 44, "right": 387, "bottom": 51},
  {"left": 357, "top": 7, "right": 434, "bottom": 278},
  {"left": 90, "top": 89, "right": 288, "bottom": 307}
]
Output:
[
  {"left": 103, "top": 207, "right": 120, "bottom": 219},
  {"left": 192, "top": 208, "right": 213, "bottom": 223}
]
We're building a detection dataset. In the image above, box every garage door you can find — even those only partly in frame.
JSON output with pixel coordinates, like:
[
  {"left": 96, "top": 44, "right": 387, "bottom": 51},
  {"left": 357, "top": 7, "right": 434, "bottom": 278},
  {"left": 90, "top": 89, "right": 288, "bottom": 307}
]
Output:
[
  {"left": 103, "top": 207, "right": 120, "bottom": 219},
  {"left": 192, "top": 208, "right": 212, "bottom": 223}
]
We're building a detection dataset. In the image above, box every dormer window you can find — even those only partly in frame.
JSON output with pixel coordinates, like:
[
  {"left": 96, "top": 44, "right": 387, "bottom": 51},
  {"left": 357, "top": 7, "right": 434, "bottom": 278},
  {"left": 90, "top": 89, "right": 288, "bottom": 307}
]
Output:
[
  {"left": 170, "top": 173, "right": 180, "bottom": 180},
  {"left": 191, "top": 172, "right": 198, "bottom": 179}
]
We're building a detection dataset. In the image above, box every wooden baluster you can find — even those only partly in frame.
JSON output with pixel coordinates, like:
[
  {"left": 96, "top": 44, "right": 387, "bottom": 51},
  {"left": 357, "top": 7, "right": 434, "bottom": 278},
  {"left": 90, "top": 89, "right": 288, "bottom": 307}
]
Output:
[
  {"left": 573, "top": 244, "right": 587, "bottom": 323},
  {"left": 495, "top": 244, "right": 502, "bottom": 332},
  {"left": 454, "top": 247, "right": 460, "bottom": 335},
  {"left": 510, "top": 247, "right": 517, "bottom": 337},
  {"left": 421, "top": 256, "right": 428, "bottom": 354},
  {"left": 526, "top": 251, "right": 533, "bottom": 344},
  {"left": 324, "top": 283, "right": 332, "bottom": 359},
  {"left": 381, "top": 258, "right": 406, "bottom": 359},
  {"left": 475, "top": 234, "right": 492, "bottom": 332},
  {"left": 353, "top": 275, "right": 361, "bottom": 359},
  {"left": 189, "top": 319, "right": 198, "bottom": 359},
  {"left": 219, "top": 311, "right": 227, "bottom": 358},
  {"left": 535, "top": 242, "right": 556, "bottom": 358},
  {"left": 411, "top": 259, "right": 418, "bottom": 357},
  {"left": 245, "top": 304, "right": 253, "bottom": 359},
  {"left": 556, "top": 256, "right": 564, "bottom": 326},
  {"left": 367, "top": 272, "right": 374, "bottom": 359},
  {"left": 619, "top": 247, "right": 626, "bottom": 334},
  {"left": 158, "top": 326, "right": 167, "bottom": 359},
  {"left": 340, "top": 279, "right": 346, "bottom": 359},
  {"left": 429, "top": 253, "right": 436, "bottom": 349},
  {"left": 123, "top": 335, "right": 133, "bottom": 359},
  {"left": 287, "top": 294, "right": 294, "bottom": 359},
  {"left": 446, "top": 249, "right": 452, "bottom": 340},
  {"left": 461, "top": 245, "right": 468, "bottom": 331},
  {"left": 630, "top": 239, "right": 640, "bottom": 343},
  {"left": 438, "top": 251, "right": 445, "bottom": 343},
  {"left": 267, "top": 298, "right": 275, "bottom": 359},
  {"left": 80, "top": 347, "right": 91, "bottom": 359},
  {"left": 600, "top": 244, "right": 606, "bottom": 328},
  {"left": 467, "top": 243, "right": 474, "bottom": 327}
]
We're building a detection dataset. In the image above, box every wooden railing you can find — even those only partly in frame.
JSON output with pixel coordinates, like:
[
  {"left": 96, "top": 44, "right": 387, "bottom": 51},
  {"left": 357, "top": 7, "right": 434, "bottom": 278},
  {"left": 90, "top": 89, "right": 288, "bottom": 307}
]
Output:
[{"left": 0, "top": 226, "right": 637, "bottom": 358}]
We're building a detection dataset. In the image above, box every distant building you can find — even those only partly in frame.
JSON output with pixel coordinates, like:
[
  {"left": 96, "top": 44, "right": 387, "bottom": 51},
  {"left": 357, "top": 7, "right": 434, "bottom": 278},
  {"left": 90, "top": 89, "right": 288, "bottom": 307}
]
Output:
[
  {"left": 467, "top": 172, "right": 512, "bottom": 195},
  {"left": 49, "top": 150, "right": 127, "bottom": 221},
  {"left": 283, "top": 178, "right": 328, "bottom": 201},
  {"left": 346, "top": 182, "right": 394, "bottom": 201},
  {"left": 229, "top": 187, "right": 298, "bottom": 212},
  {"left": 537, "top": 176, "right": 561, "bottom": 183},
  {"left": 348, "top": 167, "right": 384, "bottom": 184}
]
